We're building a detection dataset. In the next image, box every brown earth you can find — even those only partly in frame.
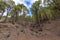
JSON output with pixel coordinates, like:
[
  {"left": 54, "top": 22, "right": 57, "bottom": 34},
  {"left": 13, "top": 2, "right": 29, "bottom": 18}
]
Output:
[{"left": 0, "top": 19, "right": 60, "bottom": 40}]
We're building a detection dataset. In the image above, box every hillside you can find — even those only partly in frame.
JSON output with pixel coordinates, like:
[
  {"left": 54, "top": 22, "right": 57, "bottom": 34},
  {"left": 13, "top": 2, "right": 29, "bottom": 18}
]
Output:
[{"left": 0, "top": 20, "right": 60, "bottom": 40}]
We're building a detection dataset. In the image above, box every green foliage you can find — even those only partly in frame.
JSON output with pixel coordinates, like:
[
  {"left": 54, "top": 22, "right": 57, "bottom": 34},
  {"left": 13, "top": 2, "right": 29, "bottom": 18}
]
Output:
[
  {"left": 0, "top": 1, "right": 7, "bottom": 12},
  {"left": 9, "top": 4, "right": 28, "bottom": 22},
  {"left": 25, "top": 16, "right": 32, "bottom": 22},
  {"left": 31, "top": 0, "right": 60, "bottom": 24},
  {"left": 31, "top": 0, "right": 55, "bottom": 24},
  {"left": 0, "top": 0, "right": 60, "bottom": 24},
  {"left": 48, "top": 0, "right": 60, "bottom": 19},
  {"left": 31, "top": 0, "right": 41, "bottom": 25},
  {"left": 9, "top": 4, "right": 21, "bottom": 22}
]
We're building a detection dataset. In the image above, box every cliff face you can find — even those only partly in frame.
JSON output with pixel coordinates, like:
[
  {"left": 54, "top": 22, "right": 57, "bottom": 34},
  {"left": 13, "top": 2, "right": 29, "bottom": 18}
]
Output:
[{"left": 0, "top": 20, "right": 60, "bottom": 40}]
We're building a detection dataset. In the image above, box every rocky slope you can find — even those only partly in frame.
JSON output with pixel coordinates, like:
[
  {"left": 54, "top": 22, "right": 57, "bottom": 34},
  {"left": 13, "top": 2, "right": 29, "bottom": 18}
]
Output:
[{"left": 0, "top": 20, "right": 60, "bottom": 40}]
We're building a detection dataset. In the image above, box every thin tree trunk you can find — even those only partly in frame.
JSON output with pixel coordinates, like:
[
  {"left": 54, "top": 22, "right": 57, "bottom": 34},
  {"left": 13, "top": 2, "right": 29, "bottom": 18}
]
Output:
[
  {"left": 15, "top": 13, "right": 18, "bottom": 22},
  {"left": 35, "top": 8, "right": 42, "bottom": 31},
  {"left": 11, "top": 14, "right": 15, "bottom": 24},
  {"left": 4, "top": 12, "right": 9, "bottom": 22},
  {"left": 0, "top": 12, "right": 4, "bottom": 20}
]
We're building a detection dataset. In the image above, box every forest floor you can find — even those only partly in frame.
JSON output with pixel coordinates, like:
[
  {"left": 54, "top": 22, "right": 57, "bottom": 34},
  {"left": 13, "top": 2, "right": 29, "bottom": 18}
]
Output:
[{"left": 0, "top": 19, "right": 60, "bottom": 40}]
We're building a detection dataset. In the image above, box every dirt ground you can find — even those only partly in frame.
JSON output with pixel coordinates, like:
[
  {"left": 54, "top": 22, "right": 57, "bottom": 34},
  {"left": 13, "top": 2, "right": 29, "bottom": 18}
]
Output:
[{"left": 0, "top": 19, "right": 60, "bottom": 40}]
